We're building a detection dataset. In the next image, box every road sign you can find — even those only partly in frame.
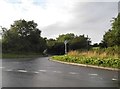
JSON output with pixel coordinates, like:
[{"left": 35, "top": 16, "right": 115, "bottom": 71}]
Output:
[{"left": 64, "top": 40, "right": 68, "bottom": 44}]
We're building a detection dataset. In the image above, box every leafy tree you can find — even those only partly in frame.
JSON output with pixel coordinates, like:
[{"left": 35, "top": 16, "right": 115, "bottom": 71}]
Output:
[
  {"left": 102, "top": 13, "right": 120, "bottom": 47},
  {"left": 69, "top": 35, "right": 91, "bottom": 50},
  {"left": 46, "top": 38, "right": 56, "bottom": 54},
  {"left": 46, "top": 39, "right": 65, "bottom": 55},
  {"left": 56, "top": 33, "right": 75, "bottom": 42},
  {"left": 99, "top": 40, "right": 107, "bottom": 48},
  {"left": 92, "top": 43, "right": 99, "bottom": 47},
  {"left": 46, "top": 33, "right": 91, "bottom": 55},
  {"left": 2, "top": 19, "right": 46, "bottom": 53},
  {"left": 46, "top": 38, "right": 56, "bottom": 48}
]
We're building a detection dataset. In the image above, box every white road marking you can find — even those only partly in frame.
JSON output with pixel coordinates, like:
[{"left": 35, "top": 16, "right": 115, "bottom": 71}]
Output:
[
  {"left": 17, "top": 70, "right": 28, "bottom": 73},
  {"left": 6, "top": 69, "right": 40, "bottom": 74},
  {"left": 100, "top": 78, "right": 103, "bottom": 80},
  {"left": 34, "top": 72, "right": 39, "bottom": 74},
  {"left": 90, "top": 77, "right": 103, "bottom": 80},
  {"left": 0, "top": 67, "right": 4, "bottom": 69},
  {"left": 53, "top": 71, "right": 62, "bottom": 73},
  {"left": 69, "top": 72, "right": 79, "bottom": 75},
  {"left": 112, "top": 78, "right": 117, "bottom": 81},
  {"left": 88, "top": 73, "right": 98, "bottom": 76},
  {"left": 6, "top": 69, "right": 13, "bottom": 72},
  {"left": 39, "top": 70, "right": 46, "bottom": 72}
]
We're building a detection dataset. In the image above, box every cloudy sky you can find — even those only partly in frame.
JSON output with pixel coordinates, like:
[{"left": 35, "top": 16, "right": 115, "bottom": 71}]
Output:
[{"left": 0, "top": 0, "right": 119, "bottom": 44}]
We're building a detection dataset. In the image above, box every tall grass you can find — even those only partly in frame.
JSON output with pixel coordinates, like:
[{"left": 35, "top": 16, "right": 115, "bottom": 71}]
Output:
[
  {"left": 68, "top": 47, "right": 119, "bottom": 59},
  {"left": 52, "top": 47, "right": 120, "bottom": 69}
]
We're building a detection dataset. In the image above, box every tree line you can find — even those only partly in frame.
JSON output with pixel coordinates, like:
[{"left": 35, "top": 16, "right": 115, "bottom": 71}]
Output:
[
  {"left": 47, "top": 33, "right": 91, "bottom": 55},
  {"left": 1, "top": 13, "right": 120, "bottom": 55}
]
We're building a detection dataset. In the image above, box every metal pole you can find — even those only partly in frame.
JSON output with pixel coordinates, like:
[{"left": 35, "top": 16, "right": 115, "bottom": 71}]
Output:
[
  {"left": 65, "top": 43, "right": 67, "bottom": 54},
  {"left": 64, "top": 40, "right": 68, "bottom": 54}
]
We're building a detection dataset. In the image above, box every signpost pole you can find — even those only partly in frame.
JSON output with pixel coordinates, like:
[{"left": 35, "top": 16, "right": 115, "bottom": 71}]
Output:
[{"left": 64, "top": 40, "right": 68, "bottom": 54}]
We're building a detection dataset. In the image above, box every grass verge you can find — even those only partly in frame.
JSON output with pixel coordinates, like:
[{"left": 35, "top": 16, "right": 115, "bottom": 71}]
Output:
[
  {"left": 2, "top": 53, "right": 46, "bottom": 59},
  {"left": 52, "top": 55, "right": 120, "bottom": 69}
]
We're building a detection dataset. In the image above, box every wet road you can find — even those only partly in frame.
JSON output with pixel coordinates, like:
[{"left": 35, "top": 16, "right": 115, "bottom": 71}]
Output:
[{"left": 1, "top": 57, "right": 119, "bottom": 87}]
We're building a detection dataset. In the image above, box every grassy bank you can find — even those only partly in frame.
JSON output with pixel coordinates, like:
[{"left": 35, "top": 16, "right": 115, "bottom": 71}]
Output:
[
  {"left": 2, "top": 53, "right": 46, "bottom": 59},
  {"left": 52, "top": 50, "right": 120, "bottom": 69}
]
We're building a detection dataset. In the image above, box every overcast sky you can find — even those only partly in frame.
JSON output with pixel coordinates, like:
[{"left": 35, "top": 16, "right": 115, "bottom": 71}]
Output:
[{"left": 0, "top": 0, "right": 119, "bottom": 44}]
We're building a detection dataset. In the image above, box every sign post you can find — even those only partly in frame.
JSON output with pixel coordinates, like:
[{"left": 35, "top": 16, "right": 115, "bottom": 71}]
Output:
[{"left": 64, "top": 40, "right": 68, "bottom": 54}]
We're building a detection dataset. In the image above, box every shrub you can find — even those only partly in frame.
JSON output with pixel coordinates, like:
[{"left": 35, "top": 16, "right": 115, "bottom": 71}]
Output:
[{"left": 52, "top": 55, "right": 120, "bottom": 68}]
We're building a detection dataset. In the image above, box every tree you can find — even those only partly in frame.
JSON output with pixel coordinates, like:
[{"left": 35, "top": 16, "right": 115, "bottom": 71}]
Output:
[
  {"left": 46, "top": 33, "right": 91, "bottom": 55},
  {"left": 56, "top": 33, "right": 75, "bottom": 42},
  {"left": 69, "top": 35, "right": 91, "bottom": 50},
  {"left": 99, "top": 40, "right": 107, "bottom": 48},
  {"left": 102, "top": 13, "right": 120, "bottom": 47},
  {"left": 92, "top": 43, "right": 99, "bottom": 47},
  {"left": 46, "top": 39, "right": 65, "bottom": 55},
  {"left": 46, "top": 38, "right": 56, "bottom": 54},
  {"left": 2, "top": 19, "right": 46, "bottom": 53}
]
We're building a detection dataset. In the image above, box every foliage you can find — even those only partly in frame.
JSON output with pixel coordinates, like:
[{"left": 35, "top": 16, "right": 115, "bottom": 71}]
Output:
[
  {"left": 2, "top": 53, "right": 44, "bottom": 58},
  {"left": 92, "top": 43, "right": 99, "bottom": 47},
  {"left": 52, "top": 55, "right": 120, "bottom": 68},
  {"left": 101, "top": 13, "right": 120, "bottom": 47},
  {"left": 68, "top": 48, "right": 119, "bottom": 59},
  {"left": 52, "top": 48, "right": 120, "bottom": 69},
  {"left": 56, "top": 33, "right": 75, "bottom": 42},
  {"left": 1, "top": 20, "right": 91, "bottom": 55},
  {"left": 69, "top": 35, "right": 91, "bottom": 50},
  {"left": 47, "top": 33, "right": 91, "bottom": 55},
  {"left": 47, "top": 39, "right": 65, "bottom": 55},
  {"left": 2, "top": 19, "right": 47, "bottom": 53}
]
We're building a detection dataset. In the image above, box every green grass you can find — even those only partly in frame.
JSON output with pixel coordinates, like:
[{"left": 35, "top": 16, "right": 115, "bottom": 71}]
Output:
[
  {"left": 2, "top": 53, "right": 45, "bottom": 59},
  {"left": 52, "top": 55, "right": 120, "bottom": 69}
]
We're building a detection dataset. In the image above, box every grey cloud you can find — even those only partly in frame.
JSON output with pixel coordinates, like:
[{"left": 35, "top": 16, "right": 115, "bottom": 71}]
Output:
[
  {"left": 41, "top": 2, "right": 118, "bottom": 43},
  {"left": 72, "top": 2, "right": 118, "bottom": 23}
]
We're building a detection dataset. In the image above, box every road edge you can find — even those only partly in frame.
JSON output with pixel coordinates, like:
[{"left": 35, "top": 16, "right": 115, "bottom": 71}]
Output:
[{"left": 49, "top": 58, "right": 120, "bottom": 71}]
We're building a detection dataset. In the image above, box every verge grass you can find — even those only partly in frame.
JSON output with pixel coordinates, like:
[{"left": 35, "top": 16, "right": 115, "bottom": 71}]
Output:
[
  {"left": 52, "top": 50, "right": 120, "bottom": 69},
  {"left": 2, "top": 53, "right": 44, "bottom": 59}
]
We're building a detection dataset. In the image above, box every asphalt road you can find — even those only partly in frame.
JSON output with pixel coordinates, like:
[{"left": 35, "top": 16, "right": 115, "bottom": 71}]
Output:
[{"left": 1, "top": 57, "right": 119, "bottom": 87}]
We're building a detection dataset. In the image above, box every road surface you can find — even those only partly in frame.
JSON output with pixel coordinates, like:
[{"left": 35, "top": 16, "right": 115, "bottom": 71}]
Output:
[{"left": 1, "top": 57, "right": 119, "bottom": 87}]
